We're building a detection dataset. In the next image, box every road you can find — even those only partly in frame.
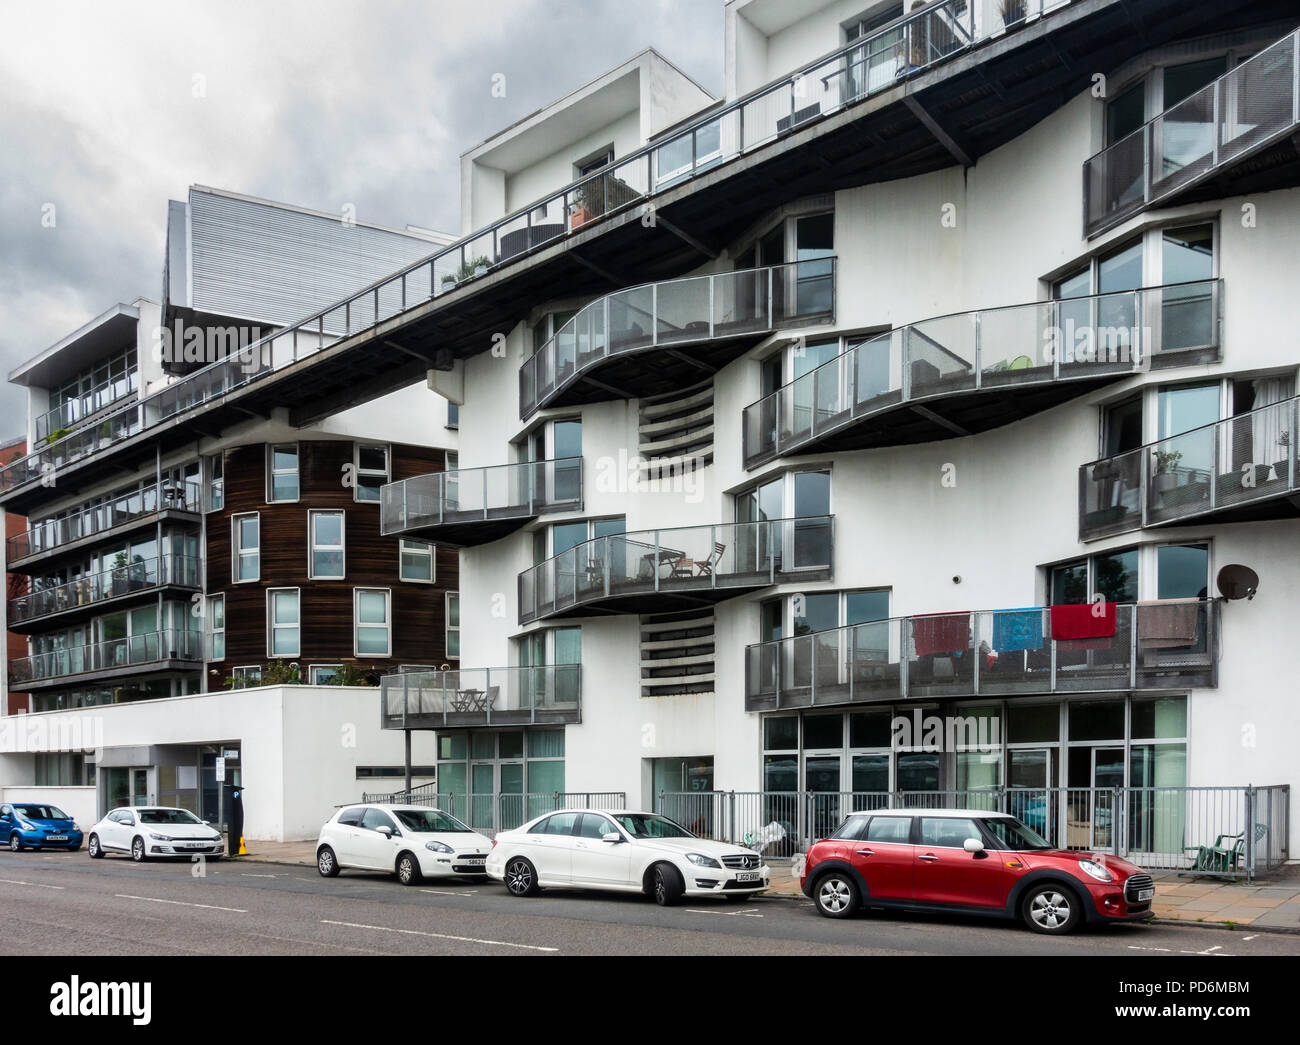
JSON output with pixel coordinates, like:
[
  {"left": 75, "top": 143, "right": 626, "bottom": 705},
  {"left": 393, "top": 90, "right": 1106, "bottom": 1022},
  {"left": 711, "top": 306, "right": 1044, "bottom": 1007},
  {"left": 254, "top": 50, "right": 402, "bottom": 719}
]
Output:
[{"left": 2, "top": 848, "right": 1297, "bottom": 957}]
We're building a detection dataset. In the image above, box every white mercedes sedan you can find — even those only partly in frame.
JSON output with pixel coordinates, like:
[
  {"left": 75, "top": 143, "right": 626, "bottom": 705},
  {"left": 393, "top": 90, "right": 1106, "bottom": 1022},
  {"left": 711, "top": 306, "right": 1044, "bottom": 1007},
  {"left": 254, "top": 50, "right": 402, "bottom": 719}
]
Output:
[
  {"left": 485, "top": 809, "right": 769, "bottom": 905},
  {"left": 316, "top": 804, "right": 493, "bottom": 885}
]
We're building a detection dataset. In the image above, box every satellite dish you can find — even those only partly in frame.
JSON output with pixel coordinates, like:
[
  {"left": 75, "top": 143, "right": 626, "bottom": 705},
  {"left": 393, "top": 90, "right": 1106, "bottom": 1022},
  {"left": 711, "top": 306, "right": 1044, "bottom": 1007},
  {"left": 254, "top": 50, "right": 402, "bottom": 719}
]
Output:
[{"left": 1216, "top": 564, "right": 1259, "bottom": 601}]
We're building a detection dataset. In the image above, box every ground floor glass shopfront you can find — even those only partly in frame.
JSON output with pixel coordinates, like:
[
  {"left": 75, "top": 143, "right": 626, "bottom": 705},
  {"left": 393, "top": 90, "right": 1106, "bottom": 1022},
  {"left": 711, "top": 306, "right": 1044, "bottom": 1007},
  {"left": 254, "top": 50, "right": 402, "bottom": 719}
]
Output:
[{"left": 436, "top": 728, "right": 565, "bottom": 833}]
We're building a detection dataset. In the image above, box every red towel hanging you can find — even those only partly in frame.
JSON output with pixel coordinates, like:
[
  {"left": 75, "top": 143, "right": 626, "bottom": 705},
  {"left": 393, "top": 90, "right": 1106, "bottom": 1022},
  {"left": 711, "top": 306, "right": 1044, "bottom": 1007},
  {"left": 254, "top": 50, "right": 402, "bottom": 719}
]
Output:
[
  {"left": 912, "top": 612, "right": 970, "bottom": 656},
  {"left": 1050, "top": 601, "right": 1116, "bottom": 641}
]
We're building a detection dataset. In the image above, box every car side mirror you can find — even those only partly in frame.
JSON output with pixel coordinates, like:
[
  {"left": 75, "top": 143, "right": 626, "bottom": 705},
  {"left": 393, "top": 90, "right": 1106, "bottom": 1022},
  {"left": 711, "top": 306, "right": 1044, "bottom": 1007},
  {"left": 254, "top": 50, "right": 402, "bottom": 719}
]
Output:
[
  {"left": 376, "top": 825, "right": 393, "bottom": 837},
  {"left": 963, "top": 837, "right": 984, "bottom": 854},
  {"left": 601, "top": 832, "right": 623, "bottom": 844}
]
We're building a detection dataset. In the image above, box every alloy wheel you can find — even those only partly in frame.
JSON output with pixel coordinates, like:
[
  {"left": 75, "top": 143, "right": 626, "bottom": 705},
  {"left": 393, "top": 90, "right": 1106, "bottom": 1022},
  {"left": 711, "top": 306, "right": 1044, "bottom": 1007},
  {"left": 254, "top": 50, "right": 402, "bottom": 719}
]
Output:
[
  {"left": 1029, "top": 889, "right": 1072, "bottom": 930},
  {"left": 9, "top": 834, "right": 20, "bottom": 852},
  {"left": 505, "top": 859, "right": 533, "bottom": 895},
  {"left": 818, "top": 877, "right": 853, "bottom": 915}
]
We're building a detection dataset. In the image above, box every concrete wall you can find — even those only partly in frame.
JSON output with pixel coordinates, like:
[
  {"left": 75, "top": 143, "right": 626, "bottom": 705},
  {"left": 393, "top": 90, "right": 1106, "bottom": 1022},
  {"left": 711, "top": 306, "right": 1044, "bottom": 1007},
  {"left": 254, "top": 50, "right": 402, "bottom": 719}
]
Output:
[{"left": 0, "top": 784, "right": 96, "bottom": 831}]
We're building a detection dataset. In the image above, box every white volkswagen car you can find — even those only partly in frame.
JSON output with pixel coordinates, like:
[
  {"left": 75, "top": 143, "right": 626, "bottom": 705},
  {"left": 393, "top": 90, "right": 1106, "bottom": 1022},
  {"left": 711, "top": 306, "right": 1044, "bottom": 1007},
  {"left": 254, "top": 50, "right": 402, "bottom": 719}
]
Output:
[
  {"left": 316, "top": 804, "right": 493, "bottom": 885},
  {"left": 486, "top": 809, "right": 769, "bottom": 905},
  {"left": 87, "top": 806, "right": 224, "bottom": 861}
]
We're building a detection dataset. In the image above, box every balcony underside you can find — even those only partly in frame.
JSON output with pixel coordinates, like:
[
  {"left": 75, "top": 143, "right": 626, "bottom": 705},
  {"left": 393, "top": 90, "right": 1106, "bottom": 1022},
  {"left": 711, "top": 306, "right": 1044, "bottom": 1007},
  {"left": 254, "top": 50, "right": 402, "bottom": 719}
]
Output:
[
  {"left": 534, "top": 328, "right": 783, "bottom": 413},
  {"left": 746, "top": 662, "right": 1215, "bottom": 713},
  {"left": 8, "top": 509, "right": 201, "bottom": 573},
  {"left": 382, "top": 707, "right": 580, "bottom": 731},
  {"left": 396, "top": 507, "right": 546, "bottom": 548},
  {"left": 525, "top": 568, "right": 832, "bottom": 624},
  {"left": 10, "top": 660, "right": 203, "bottom": 693},
  {"left": 8, "top": 583, "right": 200, "bottom": 634},
  {"left": 4, "top": 1, "right": 1280, "bottom": 515}
]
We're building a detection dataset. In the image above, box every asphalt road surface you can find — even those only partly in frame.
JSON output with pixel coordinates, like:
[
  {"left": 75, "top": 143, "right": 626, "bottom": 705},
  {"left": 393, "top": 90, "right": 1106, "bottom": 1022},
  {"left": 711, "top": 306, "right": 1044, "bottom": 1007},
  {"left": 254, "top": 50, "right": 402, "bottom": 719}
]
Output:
[{"left": 3, "top": 848, "right": 1298, "bottom": 957}]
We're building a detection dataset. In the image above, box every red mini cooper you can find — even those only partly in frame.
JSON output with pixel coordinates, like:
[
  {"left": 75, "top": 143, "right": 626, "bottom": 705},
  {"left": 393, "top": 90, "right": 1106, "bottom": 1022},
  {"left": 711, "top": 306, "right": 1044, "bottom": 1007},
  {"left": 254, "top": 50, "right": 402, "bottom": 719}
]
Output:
[{"left": 801, "top": 808, "right": 1154, "bottom": 934}]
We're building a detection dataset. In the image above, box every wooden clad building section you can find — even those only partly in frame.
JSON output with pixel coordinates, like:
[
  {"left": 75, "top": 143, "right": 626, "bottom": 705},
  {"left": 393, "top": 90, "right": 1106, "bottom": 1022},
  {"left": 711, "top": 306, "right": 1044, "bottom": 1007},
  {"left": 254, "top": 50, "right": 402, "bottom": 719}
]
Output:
[{"left": 206, "top": 440, "right": 458, "bottom": 677}]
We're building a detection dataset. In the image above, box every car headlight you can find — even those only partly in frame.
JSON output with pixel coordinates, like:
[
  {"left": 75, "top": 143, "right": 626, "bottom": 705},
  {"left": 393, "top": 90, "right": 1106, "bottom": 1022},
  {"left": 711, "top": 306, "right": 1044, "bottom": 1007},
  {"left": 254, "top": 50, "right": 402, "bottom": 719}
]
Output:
[
  {"left": 1078, "top": 858, "right": 1115, "bottom": 882},
  {"left": 686, "top": 853, "right": 721, "bottom": 868},
  {"left": 425, "top": 841, "right": 454, "bottom": 853},
  {"left": 148, "top": 833, "right": 174, "bottom": 842}
]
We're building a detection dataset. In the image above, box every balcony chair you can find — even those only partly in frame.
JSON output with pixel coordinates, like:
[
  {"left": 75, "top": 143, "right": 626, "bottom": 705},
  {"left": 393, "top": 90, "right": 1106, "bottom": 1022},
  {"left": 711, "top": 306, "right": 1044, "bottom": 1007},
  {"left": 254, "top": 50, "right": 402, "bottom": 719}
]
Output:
[
  {"left": 1182, "top": 823, "right": 1269, "bottom": 876},
  {"left": 695, "top": 542, "right": 726, "bottom": 577}
]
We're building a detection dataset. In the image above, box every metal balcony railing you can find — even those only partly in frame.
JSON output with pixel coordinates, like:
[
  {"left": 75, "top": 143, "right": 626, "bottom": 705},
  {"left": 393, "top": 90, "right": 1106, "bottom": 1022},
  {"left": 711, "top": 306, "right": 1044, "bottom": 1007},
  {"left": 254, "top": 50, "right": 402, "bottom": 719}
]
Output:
[
  {"left": 519, "top": 260, "right": 836, "bottom": 417},
  {"left": 34, "top": 373, "right": 139, "bottom": 447},
  {"left": 519, "top": 516, "right": 834, "bottom": 624},
  {"left": 7, "top": 478, "right": 201, "bottom": 564},
  {"left": 8, "top": 555, "right": 202, "bottom": 626},
  {"left": 1084, "top": 27, "right": 1300, "bottom": 236},
  {"left": 742, "top": 279, "right": 1222, "bottom": 466},
  {"left": 379, "top": 664, "right": 582, "bottom": 728},
  {"left": 744, "top": 600, "right": 1219, "bottom": 710},
  {"left": 1079, "top": 395, "right": 1300, "bottom": 540},
  {"left": 8, "top": 628, "right": 204, "bottom": 686},
  {"left": 380, "top": 458, "right": 583, "bottom": 537},
  {"left": 0, "top": 0, "right": 1053, "bottom": 497}
]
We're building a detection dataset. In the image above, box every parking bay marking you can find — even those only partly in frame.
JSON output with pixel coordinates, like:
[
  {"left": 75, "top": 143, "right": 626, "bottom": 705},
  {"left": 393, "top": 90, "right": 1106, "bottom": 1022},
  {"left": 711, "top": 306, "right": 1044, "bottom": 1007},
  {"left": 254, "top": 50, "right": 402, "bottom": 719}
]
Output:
[
  {"left": 686, "top": 907, "right": 763, "bottom": 918},
  {"left": 115, "top": 893, "right": 248, "bottom": 913},
  {"left": 421, "top": 888, "right": 479, "bottom": 897},
  {"left": 0, "top": 878, "right": 65, "bottom": 890},
  {"left": 321, "top": 918, "right": 558, "bottom": 952}
]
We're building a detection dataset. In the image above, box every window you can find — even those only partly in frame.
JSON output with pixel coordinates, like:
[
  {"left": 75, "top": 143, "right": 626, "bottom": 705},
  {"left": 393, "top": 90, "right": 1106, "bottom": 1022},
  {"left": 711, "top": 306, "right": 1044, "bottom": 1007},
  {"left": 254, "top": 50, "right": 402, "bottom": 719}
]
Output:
[
  {"left": 232, "top": 513, "right": 259, "bottom": 582},
  {"left": 209, "top": 595, "right": 225, "bottom": 661},
  {"left": 355, "top": 588, "right": 391, "bottom": 656},
  {"left": 360, "top": 808, "right": 396, "bottom": 833},
  {"left": 205, "top": 453, "right": 224, "bottom": 512},
  {"left": 446, "top": 402, "right": 459, "bottom": 428},
  {"left": 267, "top": 588, "right": 301, "bottom": 657},
  {"left": 309, "top": 510, "right": 345, "bottom": 579},
  {"left": 355, "top": 444, "right": 389, "bottom": 502},
  {"left": 310, "top": 664, "right": 342, "bottom": 685},
  {"left": 445, "top": 592, "right": 459, "bottom": 658},
  {"left": 231, "top": 665, "right": 262, "bottom": 687},
  {"left": 865, "top": 816, "right": 912, "bottom": 844},
  {"left": 399, "top": 539, "right": 434, "bottom": 583},
  {"left": 268, "top": 444, "right": 299, "bottom": 502}
]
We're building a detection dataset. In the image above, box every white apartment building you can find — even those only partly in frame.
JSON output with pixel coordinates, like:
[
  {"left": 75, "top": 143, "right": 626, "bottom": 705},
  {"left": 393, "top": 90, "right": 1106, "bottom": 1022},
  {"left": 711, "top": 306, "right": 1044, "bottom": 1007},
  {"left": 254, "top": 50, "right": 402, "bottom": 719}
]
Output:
[{"left": 375, "top": 0, "right": 1299, "bottom": 867}]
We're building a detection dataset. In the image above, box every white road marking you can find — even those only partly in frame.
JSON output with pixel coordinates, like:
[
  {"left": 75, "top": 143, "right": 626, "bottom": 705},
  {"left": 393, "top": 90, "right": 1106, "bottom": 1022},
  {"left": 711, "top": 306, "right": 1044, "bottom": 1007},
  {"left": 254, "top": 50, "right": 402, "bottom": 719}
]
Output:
[
  {"left": 115, "top": 893, "right": 248, "bottom": 913},
  {"left": 1128, "top": 944, "right": 1173, "bottom": 952},
  {"left": 0, "top": 878, "right": 65, "bottom": 890},
  {"left": 240, "top": 873, "right": 280, "bottom": 878},
  {"left": 321, "top": 918, "right": 558, "bottom": 952},
  {"left": 1241, "top": 934, "right": 1258, "bottom": 941},
  {"left": 421, "top": 888, "right": 479, "bottom": 896},
  {"left": 686, "top": 907, "right": 763, "bottom": 918}
]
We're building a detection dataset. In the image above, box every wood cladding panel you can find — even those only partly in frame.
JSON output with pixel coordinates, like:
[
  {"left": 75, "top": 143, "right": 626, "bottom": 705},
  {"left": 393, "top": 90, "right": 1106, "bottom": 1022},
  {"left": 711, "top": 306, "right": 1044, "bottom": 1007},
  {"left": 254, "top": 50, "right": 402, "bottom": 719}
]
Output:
[{"left": 206, "top": 440, "right": 458, "bottom": 675}]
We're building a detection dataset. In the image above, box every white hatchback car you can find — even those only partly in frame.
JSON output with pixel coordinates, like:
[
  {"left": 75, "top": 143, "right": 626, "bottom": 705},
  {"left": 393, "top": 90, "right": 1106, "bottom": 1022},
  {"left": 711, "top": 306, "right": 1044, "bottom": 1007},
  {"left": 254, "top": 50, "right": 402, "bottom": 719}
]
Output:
[
  {"left": 316, "top": 804, "right": 493, "bottom": 885},
  {"left": 486, "top": 809, "right": 770, "bottom": 905},
  {"left": 87, "top": 806, "right": 224, "bottom": 861}
]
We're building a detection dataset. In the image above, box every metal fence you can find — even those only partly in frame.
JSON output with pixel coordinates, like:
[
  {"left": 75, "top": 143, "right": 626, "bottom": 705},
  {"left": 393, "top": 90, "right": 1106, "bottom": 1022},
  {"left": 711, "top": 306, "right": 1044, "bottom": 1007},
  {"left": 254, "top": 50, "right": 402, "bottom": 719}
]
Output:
[
  {"left": 656, "top": 785, "right": 1289, "bottom": 879},
  {"left": 358, "top": 788, "right": 627, "bottom": 836}
]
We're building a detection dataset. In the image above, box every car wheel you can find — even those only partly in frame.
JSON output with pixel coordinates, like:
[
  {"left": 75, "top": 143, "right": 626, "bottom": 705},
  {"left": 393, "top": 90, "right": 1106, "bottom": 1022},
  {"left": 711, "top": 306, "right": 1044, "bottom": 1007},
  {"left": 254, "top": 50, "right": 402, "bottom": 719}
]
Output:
[
  {"left": 88, "top": 834, "right": 104, "bottom": 859},
  {"left": 396, "top": 851, "right": 423, "bottom": 886},
  {"left": 9, "top": 833, "right": 22, "bottom": 852},
  {"left": 1022, "top": 883, "right": 1081, "bottom": 934},
  {"left": 317, "top": 846, "right": 340, "bottom": 878},
  {"left": 504, "top": 857, "right": 539, "bottom": 897},
  {"left": 131, "top": 836, "right": 146, "bottom": 863},
  {"left": 813, "top": 872, "right": 860, "bottom": 918},
  {"left": 651, "top": 863, "right": 684, "bottom": 907}
]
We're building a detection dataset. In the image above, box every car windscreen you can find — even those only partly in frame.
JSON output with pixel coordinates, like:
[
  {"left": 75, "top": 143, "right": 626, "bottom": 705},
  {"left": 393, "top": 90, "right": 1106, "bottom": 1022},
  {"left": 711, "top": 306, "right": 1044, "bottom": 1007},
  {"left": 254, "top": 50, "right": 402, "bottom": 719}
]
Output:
[
  {"left": 393, "top": 809, "right": 471, "bottom": 833},
  {"left": 609, "top": 813, "right": 693, "bottom": 839},
  {"left": 983, "top": 817, "right": 1054, "bottom": 851},
  {"left": 15, "top": 805, "right": 69, "bottom": 820},
  {"left": 138, "top": 809, "right": 204, "bottom": 825}
]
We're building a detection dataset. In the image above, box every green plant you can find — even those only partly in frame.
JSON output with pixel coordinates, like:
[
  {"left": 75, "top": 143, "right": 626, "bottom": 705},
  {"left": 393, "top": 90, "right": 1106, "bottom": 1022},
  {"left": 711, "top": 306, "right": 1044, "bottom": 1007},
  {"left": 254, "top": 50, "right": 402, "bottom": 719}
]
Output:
[
  {"left": 323, "top": 662, "right": 374, "bottom": 687},
  {"left": 262, "top": 659, "right": 301, "bottom": 685},
  {"left": 441, "top": 256, "right": 491, "bottom": 286},
  {"left": 1154, "top": 449, "right": 1183, "bottom": 473},
  {"left": 46, "top": 427, "right": 73, "bottom": 444}
]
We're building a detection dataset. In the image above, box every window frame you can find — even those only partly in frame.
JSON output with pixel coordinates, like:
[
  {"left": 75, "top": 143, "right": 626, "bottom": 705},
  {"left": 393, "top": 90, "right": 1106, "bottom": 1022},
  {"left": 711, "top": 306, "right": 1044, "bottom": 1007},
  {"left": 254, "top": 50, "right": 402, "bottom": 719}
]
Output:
[
  {"left": 266, "top": 443, "right": 300, "bottom": 504},
  {"left": 266, "top": 587, "right": 302, "bottom": 659},
  {"left": 208, "top": 594, "right": 226, "bottom": 661},
  {"left": 309, "top": 664, "right": 343, "bottom": 685},
  {"left": 354, "top": 587, "right": 392, "bottom": 658},
  {"left": 308, "top": 509, "right": 346, "bottom": 580},
  {"left": 445, "top": 591, "right": 460, "bottom": 659},
  {"left": 204, "top": 453, "right": 224, "bottom": 513},
  {"left": 399, "top": 538, "right": 435, "bottom": 584},
  {"left": 231, "top": 512, "right": 260, "bottom": 583},
  {"left": 354, "top": 443, "right": 390, "bottom": 503}
]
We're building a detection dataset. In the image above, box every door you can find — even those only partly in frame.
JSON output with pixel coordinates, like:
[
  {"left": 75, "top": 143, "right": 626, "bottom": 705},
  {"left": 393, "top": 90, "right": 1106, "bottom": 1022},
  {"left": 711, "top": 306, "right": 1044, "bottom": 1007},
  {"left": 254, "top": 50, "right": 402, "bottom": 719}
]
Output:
[
  {"left": 912, "top": 816, "right": 1014, "bottom": 908},
  {"left": 1090, "top": 747, "right": 1125, "bottom": 850},
  {"left": 522, "top": 811, "right": 579, "bottom": 883},
  {"left": 352, "top": 807, "right": 400, "bottom": 870},
  {"left": 131, "top": 768, "right": 149, "bottom": 807},
  {"left": 847, "top": 814, "right": 913, "bottom": 901},
  {"left": 571, "top": 813, "right": 632, "bottom": 887},
  {"left": 1007, "top": 748, "right": 1056, "bottom": 843},
  {"left": 470, "top": 763, "right": 496, "bottom": 833}
]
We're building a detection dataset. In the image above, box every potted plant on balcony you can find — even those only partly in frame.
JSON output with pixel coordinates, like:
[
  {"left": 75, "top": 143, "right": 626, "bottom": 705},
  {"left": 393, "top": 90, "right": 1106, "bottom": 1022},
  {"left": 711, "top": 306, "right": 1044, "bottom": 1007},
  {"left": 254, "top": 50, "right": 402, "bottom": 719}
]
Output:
[
  {"left": 440, "top": 256, "right": 491, "bottom": 288},
  {"left": 1152, "top": 448, "right": 1182, "bottom": 494},
  {"left": 1274, "top": 430, "right": 1291, "bottom": 481},
  {"left": 999, "top": 0, "right": 1028, "bottom": 30}
]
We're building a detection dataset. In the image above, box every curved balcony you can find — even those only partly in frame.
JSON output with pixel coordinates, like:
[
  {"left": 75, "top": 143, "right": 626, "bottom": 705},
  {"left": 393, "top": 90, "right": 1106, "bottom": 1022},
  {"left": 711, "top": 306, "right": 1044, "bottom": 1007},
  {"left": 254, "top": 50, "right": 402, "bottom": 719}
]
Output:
[
  {"left": 7, "top": 478, "right": 200, "bottom": 571},
  {"left": 745, "top": 600, "right": 1219, "bottom": 712},
  {"left": 8, "top": 629, "right": 204, "bottom": 691},
  {"left": 380, "top": 665, "right": 581, "bottom": 730},
  {"left": 1079, "top": 395, "right": 1300, "bottom": 541},
  {"left": 742, "top": 280, "right": 1222, "bottom": 468},
  {"left": 519, "top": 516, "right": 833, "bottom": 625},
  {"left": 1085, "top": 28, "right": 1300, "bottom": 237},
  {"left": 519, "top": 261, "right": 835, "bottom": 418},
  {"left": 380, "top": 458, "right": 582, "bottom": 546},
  {"left": 8, "top": 555, "right": 201, "bottom": 631}
]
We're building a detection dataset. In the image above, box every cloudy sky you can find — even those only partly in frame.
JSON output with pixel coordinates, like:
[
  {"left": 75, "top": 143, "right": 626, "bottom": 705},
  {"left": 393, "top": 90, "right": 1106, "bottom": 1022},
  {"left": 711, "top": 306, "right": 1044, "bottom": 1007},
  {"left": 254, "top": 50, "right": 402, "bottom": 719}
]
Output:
[{"left": 0, "top": 0, "right": 723, "bottom": 427}]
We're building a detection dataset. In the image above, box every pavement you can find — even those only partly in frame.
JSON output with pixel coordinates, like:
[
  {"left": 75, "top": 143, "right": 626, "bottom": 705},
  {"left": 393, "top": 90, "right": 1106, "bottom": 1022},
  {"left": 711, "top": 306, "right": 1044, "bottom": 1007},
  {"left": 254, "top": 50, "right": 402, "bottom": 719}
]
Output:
[{"left": 240, "top": 839, "right": 1300, "bottom": 933}]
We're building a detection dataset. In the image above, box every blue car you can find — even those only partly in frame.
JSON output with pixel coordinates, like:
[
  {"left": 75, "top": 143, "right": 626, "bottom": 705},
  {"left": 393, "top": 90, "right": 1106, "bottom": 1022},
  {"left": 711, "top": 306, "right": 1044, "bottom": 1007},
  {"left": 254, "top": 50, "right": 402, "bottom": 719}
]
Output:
[{"left": 0, "top": 802, "right": 84, "bottom": 851}]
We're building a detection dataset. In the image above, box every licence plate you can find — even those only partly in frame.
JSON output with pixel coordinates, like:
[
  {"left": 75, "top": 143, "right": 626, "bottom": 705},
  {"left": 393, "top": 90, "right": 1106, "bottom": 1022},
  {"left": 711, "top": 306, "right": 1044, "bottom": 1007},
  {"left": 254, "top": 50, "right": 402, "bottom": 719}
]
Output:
[
  {"left": 461, "top": 856, "right": 486, "bottom": 863},
  {"left": 735, "top": 871, "right": 761, "bottom": 883},
  {"left": 181, "top": 843, "right": 209, "bottom": 849},
  {"left": 1137, "top": 888, "right": 1154, "bottom": 901},
  {"left": 46, "top": 835, "right": 68, "bottom": 842}
]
